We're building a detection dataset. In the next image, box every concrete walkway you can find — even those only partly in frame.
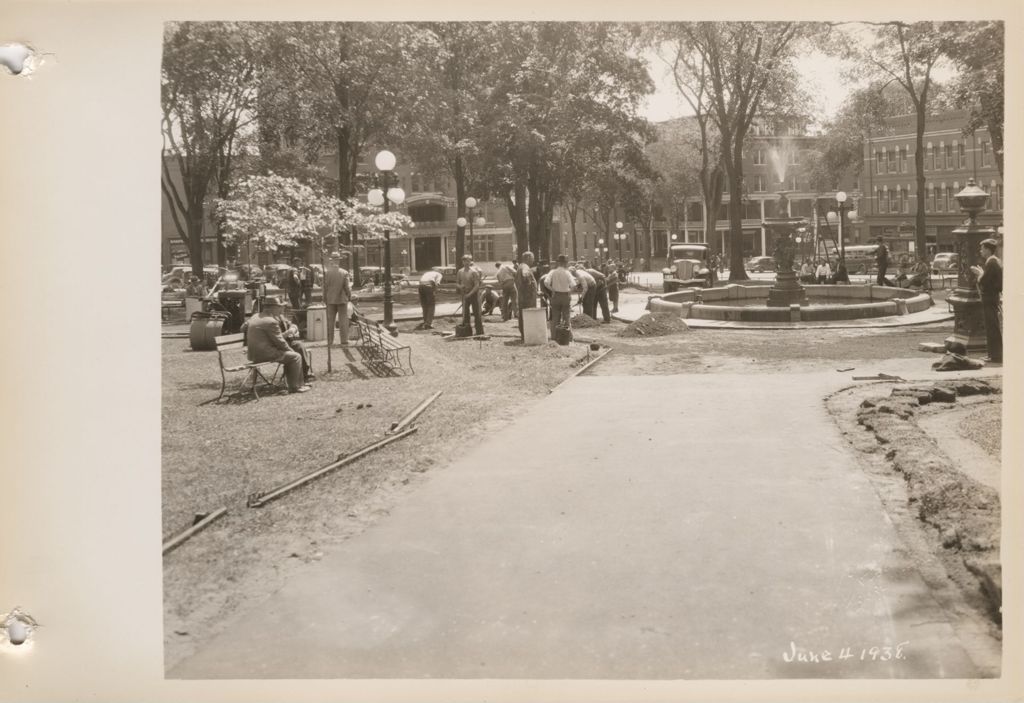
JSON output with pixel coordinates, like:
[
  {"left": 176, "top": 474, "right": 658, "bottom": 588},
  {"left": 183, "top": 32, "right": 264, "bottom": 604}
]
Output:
[{"left": 172, "top": 362, "right": 995, "bottom": 679}]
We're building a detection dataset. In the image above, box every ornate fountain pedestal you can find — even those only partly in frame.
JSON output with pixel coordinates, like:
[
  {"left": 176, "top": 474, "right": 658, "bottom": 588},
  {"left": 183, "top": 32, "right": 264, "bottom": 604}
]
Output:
[{"left": 763, "top": 216, "right": 808, "bottom": 307}]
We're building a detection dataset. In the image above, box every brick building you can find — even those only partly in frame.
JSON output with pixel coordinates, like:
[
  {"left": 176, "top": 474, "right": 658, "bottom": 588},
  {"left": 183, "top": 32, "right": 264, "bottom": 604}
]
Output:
[{"left": 860, "top": 109, "right": 1003, "bottom": 257}]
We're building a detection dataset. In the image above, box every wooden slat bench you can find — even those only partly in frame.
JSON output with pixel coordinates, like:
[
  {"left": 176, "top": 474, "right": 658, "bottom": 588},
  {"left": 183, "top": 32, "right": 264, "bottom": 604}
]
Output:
[
  {"left": 214, "top": 333, "right": 283, "bottom": 400},
  {"left": 352, "top": 314, "right": 414, "bottom": 375}
]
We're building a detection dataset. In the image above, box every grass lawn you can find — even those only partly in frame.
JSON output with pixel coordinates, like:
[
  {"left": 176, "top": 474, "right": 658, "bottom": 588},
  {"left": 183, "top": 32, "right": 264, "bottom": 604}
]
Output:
[{"left": 162, "top": 313, "right": 598, "bottom": 667}]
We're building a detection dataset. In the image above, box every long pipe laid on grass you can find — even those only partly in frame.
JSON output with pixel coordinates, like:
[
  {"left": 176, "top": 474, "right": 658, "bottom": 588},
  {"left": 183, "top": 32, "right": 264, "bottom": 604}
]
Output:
[
  {"left": 247, "top": 427, "right": 419, "bottom": 508},
  {"left": 388, "top": 391, "right": 443, "bottom": 435},
  {"left": 162, "top": 507, "right": 228, "bottom": 555}
]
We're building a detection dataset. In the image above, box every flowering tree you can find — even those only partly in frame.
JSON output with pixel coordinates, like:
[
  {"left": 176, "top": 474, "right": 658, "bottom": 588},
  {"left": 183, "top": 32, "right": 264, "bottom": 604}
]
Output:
[{"left": 214, "top": 173, "right": 412, "bottom": 268}]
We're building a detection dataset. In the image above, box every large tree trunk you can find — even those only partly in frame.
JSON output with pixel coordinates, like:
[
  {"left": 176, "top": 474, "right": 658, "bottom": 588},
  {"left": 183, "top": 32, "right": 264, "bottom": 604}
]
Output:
[
  {"left": 913, "top": 106, "right": 928, "bottom": 262},
  {"left": 567, "top": 205, "right": 578, "bottom": 260},
  {"left": 527, "top": 167, "right": 543, "bottom": 259},
  {"left": 726, "top": 144, "right": 749, "bottom": 281},
  {"left": 505, "top": 184, "right": 528, "bottom": 255}
]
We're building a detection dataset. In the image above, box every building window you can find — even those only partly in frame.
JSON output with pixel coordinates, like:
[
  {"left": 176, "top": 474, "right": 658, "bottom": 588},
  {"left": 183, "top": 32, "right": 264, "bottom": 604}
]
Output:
[
  {"left": 925, "top": 186, "right": 932, "bottom": 212},
  {"left": 754, "top": 149, "right": 765, "bottom": 165},
  {"left": 878, "top": 188, "right": 887, "bottom": 214},
  {"left": 887, "top": 149, "right": 896, "bottom": 172},
  {"left": 755, "top": 174, "right": 765, "bottom": 192},
  {"left": 946, "top": 186, "right": 955, "bottom": 211},
  {"left": 930, "top": 145, "right": 938, "bottom": 170},
  {"left": 889, "top": 189, "right": 899, "bottom": 212},
  {"left": 944, "top": 144, "right": 953, "bottom": 169},
  {"left": 982, "top": 141, "right": 991, "bottom": 167},
  {"left": 900, "top": 147, "right": 909, "bottom": 173},
  {"left": 875, "top": 151, "right": 883, "bottom": 174},
  {"left": 991, "top": 182, "right": 1001, "bottom": 210},
  {"left": 903, "top": 187, "right": 911, "bottom": 213},
  {"left": 958, "top": 143, "right": 966, "bottom": 169}
]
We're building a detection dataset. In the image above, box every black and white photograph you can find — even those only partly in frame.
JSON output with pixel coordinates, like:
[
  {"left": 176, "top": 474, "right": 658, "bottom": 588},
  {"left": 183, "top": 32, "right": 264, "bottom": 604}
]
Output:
[
  {"left": 157, "top": 19, "right": 1007, "bottom": 680},
  {"left": 1, "top": 4, "right": 1020, "bottom": 702}
]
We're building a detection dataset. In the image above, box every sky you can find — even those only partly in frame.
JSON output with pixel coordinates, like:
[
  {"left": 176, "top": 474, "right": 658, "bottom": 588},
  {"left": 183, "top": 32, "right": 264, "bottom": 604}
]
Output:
[{"left": 640, "top": 49, "right": 855, "bottom": 125}]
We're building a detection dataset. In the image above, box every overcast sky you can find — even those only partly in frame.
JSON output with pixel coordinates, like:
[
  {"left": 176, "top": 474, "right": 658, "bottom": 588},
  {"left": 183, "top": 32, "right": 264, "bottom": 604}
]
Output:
[{"left": 639, "top": 49, "right": 855, "bottom": 125}]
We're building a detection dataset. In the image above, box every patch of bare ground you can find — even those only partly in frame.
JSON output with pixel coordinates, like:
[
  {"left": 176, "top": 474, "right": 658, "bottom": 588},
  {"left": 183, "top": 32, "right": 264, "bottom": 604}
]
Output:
[
  {"left": 162, "top": 315, "right": 597, "bottom": 669},
  {"left": 826, "top": 377, "right": 1003, "bottom": 675}
]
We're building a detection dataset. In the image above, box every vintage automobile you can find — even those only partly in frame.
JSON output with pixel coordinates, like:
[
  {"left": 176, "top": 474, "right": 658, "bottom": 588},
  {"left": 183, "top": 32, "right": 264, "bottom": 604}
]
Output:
[
  {"left": 931, "top": 252, "right": 959, "bottom": 274},
  {"left": 746, "top": 255, "right": 777, "bottom": 273},
  {"left": 662, "top": 244, "right": 714, "bottom": 292}
]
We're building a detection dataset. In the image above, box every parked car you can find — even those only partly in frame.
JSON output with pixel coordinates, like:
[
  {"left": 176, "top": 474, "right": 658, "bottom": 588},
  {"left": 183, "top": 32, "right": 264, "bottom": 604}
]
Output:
[
  {"left": 359, "top": 266, "right": 407, "bottom": 286},
  {"left": 431, "top": 265, "right": 459, "bottom": 286},
  {"left": 162, "top": 265, "right": 225, "bottom": 288},
  {"left": 662, "top": 244, "right": 714, "bottom": 292},
  {"left": 746, "top": 255, "right": 776, "bottom": 273},
  {"left": 931, "top": 252, "right": 959, "bottom": 274}
]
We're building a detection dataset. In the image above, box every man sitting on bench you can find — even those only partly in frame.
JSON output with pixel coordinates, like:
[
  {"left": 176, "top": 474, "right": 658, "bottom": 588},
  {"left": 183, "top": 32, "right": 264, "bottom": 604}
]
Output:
[{"left": 242, "top": 296, "right": 310, "bottom": 394}]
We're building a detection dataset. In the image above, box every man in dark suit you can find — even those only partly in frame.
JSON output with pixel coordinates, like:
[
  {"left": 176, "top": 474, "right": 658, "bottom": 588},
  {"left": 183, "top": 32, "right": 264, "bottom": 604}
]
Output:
[
  {"left": 241, "top": 296, "right": 309, "bottom": 393},
  {"left": 971, "top": 238, "right": 1002, "bottom": 364},
  {"left": 875, "top": 238, "right": 895, "bottom": 286}
]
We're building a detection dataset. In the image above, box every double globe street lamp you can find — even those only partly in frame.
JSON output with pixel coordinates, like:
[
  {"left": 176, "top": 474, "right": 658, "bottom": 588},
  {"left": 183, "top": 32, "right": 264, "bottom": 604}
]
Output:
[
  {"left": 367, "top": 149, "right": 406, "bottom": 335},
  {"left": 614, "top": 221, "right": 626, "bottom": 260},
  {"left": 824, "top": 191, "right": 858, "bottom": 266},
  {"left": 456, "top": 197, "right": 486, "bottom": 260}
]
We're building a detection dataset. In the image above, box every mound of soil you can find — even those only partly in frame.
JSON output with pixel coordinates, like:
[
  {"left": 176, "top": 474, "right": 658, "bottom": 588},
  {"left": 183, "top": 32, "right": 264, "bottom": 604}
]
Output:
[
  {"left": 618, "top": 313, "right": 689, "bottom": 338},
  {"left": 570, "top": 313, "right": 601, "bottom": 328}
]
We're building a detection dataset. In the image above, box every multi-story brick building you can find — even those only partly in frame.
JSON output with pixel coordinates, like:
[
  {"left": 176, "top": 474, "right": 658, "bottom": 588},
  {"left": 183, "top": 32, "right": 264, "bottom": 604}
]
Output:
[{"left": 860, "top": 109, "right": 1002, "bottom": 257}]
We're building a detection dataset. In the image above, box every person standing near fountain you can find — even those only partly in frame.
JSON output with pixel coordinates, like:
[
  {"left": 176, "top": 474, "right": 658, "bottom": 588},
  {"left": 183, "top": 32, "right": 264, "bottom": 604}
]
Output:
[
  {"left": 970, "top": 238, "right": 1002, "bottom": 363},
  {"left": 875, "top": 237, "right": 896, "bottom": 286}
]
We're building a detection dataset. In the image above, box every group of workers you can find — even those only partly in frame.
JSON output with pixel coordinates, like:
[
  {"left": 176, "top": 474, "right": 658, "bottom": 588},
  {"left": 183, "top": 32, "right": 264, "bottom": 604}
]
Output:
[{"left": 433, "top": 253, "right": 622, "bottom": 340}]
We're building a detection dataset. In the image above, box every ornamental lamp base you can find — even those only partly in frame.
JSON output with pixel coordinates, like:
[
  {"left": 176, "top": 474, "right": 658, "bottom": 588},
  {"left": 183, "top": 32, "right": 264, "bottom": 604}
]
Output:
[{"left": 944, "top": 292, "right": 987, "bottom": 355}]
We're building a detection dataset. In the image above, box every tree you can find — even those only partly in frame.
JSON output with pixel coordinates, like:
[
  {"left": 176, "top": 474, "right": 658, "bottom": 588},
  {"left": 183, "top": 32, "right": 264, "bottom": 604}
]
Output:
[
  {"left": 841, "top": 21, "right": 950, "bottom": 261},
  {"left": 658, "top": 23, "right": 812, "bottom": 279},
  {"left": 395, "top": 23, "right": 499, "bottom": 267},
  {"left": 645, "top": 119, "right": 702, "bottom": 256},
  {"left": 161, "top": 21, "right": 263, "bottom": 275},
  {"left": 937, "top": 21, "right": 1004, "bottom": 178},
  {"left": 259, "top": 23, "right": 422, "bottom": 200},
  {"left": 476, "top": 22, "right": 655, "bottom": 261}
]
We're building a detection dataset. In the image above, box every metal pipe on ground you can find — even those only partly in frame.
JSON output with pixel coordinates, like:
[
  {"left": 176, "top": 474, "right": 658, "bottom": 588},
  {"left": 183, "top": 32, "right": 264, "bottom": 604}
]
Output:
[
  {"left": 247, "top": 427, "right": 419, "bottom": 508},
  {"left": 162, "top": 507, "right": 228, "bottom": 555},
  {"left": 388, "top": 391, "right": 443, "bottom": 435}
]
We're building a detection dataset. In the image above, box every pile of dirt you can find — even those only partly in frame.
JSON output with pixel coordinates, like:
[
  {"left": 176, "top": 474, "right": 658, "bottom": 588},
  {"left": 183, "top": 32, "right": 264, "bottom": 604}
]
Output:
[
  {"left": 569, "top": 313, "right": 601, "bottom": 328},
  {"left": 617, "top": 313, "right": 689, "bottom": 338}
]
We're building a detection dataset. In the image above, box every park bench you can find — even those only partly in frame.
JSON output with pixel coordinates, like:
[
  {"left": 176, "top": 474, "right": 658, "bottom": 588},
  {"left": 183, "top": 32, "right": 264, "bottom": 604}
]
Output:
[
  {"left": 213, "top": 333, "right": 283, "bottom": 400},
  {"left": 352, "top": 313, "right": 414, "bottom": 375}
]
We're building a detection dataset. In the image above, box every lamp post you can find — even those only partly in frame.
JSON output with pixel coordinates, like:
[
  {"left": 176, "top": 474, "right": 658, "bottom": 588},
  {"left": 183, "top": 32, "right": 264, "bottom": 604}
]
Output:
[
  {"left": 614, "top": 221, "right": 624, "bottom": 260},
  {"left": 456, "top": 197, "right": 485, "bottom": 261},
  {"left": 835, "top": 191, "right": 848, "bottom": 265},
  {"left": 597, "top": 238, "right": 605, "bottom": 263},
  {"left": 401, "top": 248, "right": 408, "bottom": 272},
  {"left": 367, "top": 149, "right": 406, "bottom": 335},
  {"left": 945, "top": 178, "right": 995, "bottom": 355}
]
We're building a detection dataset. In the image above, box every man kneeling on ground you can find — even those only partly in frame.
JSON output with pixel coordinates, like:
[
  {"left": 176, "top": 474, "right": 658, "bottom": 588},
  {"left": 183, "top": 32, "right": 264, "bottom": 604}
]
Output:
[{"left": 242, "top": 296, "right": 310, "bottom": 394}]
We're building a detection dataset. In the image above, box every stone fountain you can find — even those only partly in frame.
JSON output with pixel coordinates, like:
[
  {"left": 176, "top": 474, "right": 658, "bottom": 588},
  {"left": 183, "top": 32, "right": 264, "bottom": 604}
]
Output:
[{"left": 763, "top": 190, "right": 809, "bottom": 307}]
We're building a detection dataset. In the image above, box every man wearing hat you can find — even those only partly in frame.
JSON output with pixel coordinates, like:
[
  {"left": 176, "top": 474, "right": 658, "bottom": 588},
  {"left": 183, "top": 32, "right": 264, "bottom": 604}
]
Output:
[
  {"left": 456, "top": 254, "right": 484, "bottom": 335},
  {"left": 241, "top": 296, "right": 309, "bottom": 393},
  {"left": 323, "top": 252, "right": 353, "bottom": 346},
  {"left": 542, "top": 254, "right": 578, "bottom": 336},
  {"left": 971, "top": 238, "right": 1003, "bottom": 364},
  {"left": 184, "top": 275, "right": 207, "bottom": 299},
  {"left": 874, "top": 237, "right": 895, "bottom": 286}
]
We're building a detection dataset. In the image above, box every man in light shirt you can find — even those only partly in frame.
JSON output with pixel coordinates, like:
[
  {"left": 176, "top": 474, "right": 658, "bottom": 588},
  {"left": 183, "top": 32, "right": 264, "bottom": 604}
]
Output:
[
  {"left": 416, "top": 267, "right": 443, "bottom": 330},
  {"left": 542, "top": 254, "right": 578, "bottom": 336}
]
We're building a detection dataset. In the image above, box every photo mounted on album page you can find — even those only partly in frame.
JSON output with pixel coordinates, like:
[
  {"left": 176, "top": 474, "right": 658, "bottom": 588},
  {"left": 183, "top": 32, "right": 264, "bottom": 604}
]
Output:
[{"left": 0, "top": 1, "right": 1020, "bottom": 702}]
